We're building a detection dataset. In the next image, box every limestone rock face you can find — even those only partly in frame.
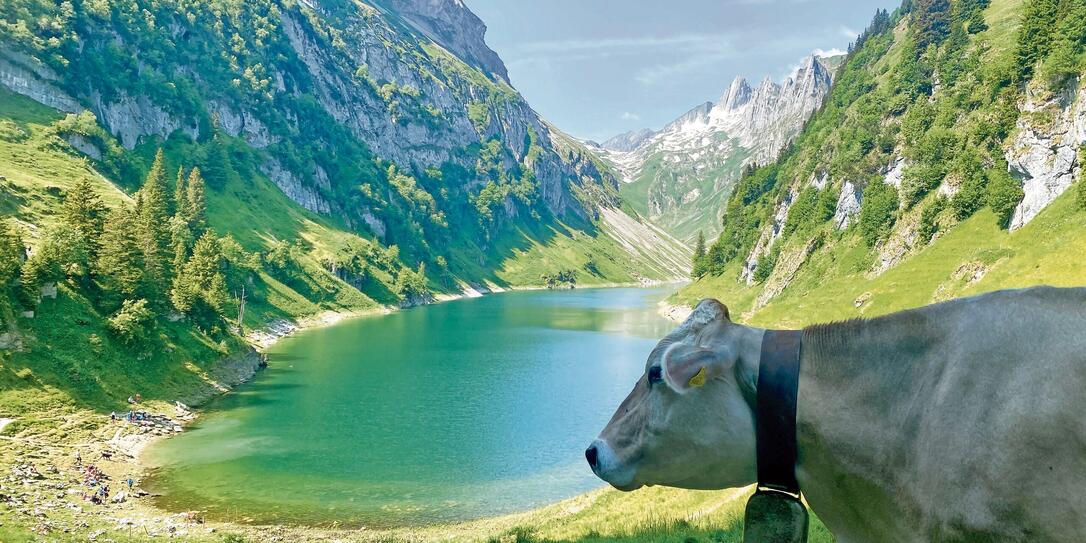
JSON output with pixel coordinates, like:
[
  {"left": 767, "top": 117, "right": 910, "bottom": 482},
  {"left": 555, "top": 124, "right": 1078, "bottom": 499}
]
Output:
[
  {"left": 375, "top": 0, "right": 509, "bottom": 83},
  {"left": 597, "top": 54, "right": 840, "bottom": 242},
  {"left": 0, "top": 51, "right": 81, "bottom": 113},
  {"left": 834, "top": 181, "right": 862, "bottom": 230},
  {"left": 93, "top": 91, "right": 200, "bottom": 149},
  {"left": 260, "top": 159, "right": 332, "bottom": 216},
  {"left": 1006, "top": 83, "right": 1086, "bottom": 230},
  {"left": 883, "top": 157, "right": 907, "bottom": 189}
]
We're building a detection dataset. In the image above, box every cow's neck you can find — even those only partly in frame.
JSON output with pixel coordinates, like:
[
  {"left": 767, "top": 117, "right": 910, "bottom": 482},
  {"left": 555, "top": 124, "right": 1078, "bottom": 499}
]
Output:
[{"left": 790, "top": 315, "right": 941, "bottom": 541}]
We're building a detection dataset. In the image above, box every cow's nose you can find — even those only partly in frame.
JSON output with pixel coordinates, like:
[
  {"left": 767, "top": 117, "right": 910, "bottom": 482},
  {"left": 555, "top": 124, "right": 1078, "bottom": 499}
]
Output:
[{"left": 585, "top": 444, "right": 599, "bottom": 469}]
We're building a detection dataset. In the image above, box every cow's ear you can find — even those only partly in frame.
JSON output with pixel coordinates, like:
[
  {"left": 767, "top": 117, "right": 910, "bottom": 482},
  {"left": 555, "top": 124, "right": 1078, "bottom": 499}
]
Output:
[{"left": 661, "top": 343, "right": 735, "bottom": 393}]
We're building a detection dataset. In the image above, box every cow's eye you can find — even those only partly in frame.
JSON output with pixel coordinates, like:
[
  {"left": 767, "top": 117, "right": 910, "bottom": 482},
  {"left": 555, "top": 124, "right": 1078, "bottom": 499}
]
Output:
[{"left": 648, "top": 365, "right": 663, "bottom": 385}]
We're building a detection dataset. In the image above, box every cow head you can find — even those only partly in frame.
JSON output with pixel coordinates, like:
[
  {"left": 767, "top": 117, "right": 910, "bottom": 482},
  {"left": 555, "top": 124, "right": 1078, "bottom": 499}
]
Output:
[{"left": 585, "top": 299, "right": 764, "bottom": 491}]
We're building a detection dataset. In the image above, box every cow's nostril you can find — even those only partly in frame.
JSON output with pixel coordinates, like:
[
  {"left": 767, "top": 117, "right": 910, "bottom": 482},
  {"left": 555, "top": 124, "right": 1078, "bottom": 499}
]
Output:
[{"left": 585, "top": 444, "right": 599, "bottom": 469}]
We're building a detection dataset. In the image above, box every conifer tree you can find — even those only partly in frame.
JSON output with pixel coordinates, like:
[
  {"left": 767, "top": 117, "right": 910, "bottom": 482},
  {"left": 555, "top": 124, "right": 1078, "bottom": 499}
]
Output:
[
  {"left": 691, "top": 231, "right": 707, "bottom": 279},
  {"left": 0, "top": 219, "right": 25, "bottom": 289},
  {"left": 202, "top": 133, "right": 233, "bottom": 189},
  {"left": 169, "top": 215, "right": 194, "bottom": 273},
  {"left": 171, "top": 231, "right": 229, "bottom": 323},
  {"left": 97, "top": 205, "right": 145, "bottom": 305},
  {"left": 1015, "top": 0, "right": 1061, "bottom": 80},
  {"left": 173, "top": 166, "right": 187, "bottom": 217},
  {"left": 135, "top": 149, "right": 173, "bottom": 296},
  {"left": 60, "top": 178, "right": 107, "bottom": 264},
  {"left": 914, "top": 0, "right": 952, "bottom": 48},
  {"left": 184, "top": 167, "right": 208, "bottom": 237}
]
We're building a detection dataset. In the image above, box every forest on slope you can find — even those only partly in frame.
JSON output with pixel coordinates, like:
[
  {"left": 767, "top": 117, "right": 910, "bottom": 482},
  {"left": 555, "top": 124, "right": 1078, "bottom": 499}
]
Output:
[{"left": 678, "top": 0, "right": 1086, "bottom": 323}]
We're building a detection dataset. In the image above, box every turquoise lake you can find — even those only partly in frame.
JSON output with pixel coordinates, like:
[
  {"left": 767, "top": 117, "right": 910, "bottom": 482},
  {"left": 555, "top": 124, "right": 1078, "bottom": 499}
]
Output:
[{"left": 142, "top": 287, "right": 678, "bottom": 527}]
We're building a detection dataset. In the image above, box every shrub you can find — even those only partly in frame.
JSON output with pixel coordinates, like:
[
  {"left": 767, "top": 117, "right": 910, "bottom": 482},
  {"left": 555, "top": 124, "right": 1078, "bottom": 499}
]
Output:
[
  {"left": 951, "top": 171, "right": 987, "bottom": 220},
  {"left": 917, "top": 196, "right": 947, "bottom": 244},
  {"left": 108, "top": 299, "right": 154, "bottom": 344},
  {"left": 540, "top": 269, "right": 577, "bottom": 289},
  {"left": 753, "top": 244, "right": 780, "bottom": 283},
  {"left": 901, "top": 164, "right": 943, "bottom": 208},
  {"left": 986, "top": 169, "right": 1024, "bottom": 228},
  {"left": 858, "top": 180, "right": 900, "bottom": 247}
]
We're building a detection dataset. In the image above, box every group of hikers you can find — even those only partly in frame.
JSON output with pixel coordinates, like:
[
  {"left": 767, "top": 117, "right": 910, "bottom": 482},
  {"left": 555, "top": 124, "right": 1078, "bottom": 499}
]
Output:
[
  {"left": 73, "top": 451, "right": 135, "bottom": 505},
  {"left": 111, "top": 410, "right": 151, "bottom": 424}
]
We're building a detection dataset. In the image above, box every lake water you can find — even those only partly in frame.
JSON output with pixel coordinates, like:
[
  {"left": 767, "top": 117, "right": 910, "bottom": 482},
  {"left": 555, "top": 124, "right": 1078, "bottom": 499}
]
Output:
[{"left": 143, "top": 287, "right": 678, "bottom": 527}]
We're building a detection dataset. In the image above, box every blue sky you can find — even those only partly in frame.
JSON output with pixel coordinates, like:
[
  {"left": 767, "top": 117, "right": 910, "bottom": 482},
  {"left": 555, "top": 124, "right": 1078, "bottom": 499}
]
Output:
[{"left": 464, "top": 0, "right": 901, "bottom": 142}]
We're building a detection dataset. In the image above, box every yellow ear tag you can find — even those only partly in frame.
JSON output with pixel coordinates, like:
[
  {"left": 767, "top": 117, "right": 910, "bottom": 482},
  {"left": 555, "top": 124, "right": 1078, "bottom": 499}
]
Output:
[{"left": 688, "top": 366, "right": 707, "bottom": 388}]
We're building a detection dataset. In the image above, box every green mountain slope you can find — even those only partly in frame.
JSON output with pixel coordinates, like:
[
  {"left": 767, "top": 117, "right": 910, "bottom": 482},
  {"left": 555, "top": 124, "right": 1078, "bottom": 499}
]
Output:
[
  {"left": 0, "top": 0, "right": 688, "bottom": 293},
  {"left": 679, "top": 0, "right": 1086, "bottom": 316}
]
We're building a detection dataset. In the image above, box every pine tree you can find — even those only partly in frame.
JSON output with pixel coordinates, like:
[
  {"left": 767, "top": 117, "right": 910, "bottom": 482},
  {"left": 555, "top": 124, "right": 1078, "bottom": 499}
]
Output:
[
  {"left": 97, "top": 205, "right": 145, "bottom": 306},
  {"left": 60, "top": 178, "right": 107, "bottom": 264},
  {"left": 173, "top": 166, "right": 187, "bottom": 217},
  {"left": 171, "top": 231, "right": 229, "bottom": 323},
  {"left": 202, "top": 133, "right": 234, "bottom": 189},
  {"left": 914, "top": 0, "right": 952, "bottom": 48},
  {"left": 184, "top": 167, "right": 207, "bottom": 237},
  {"left": 691, "top": 231, "right": 707, "bottom": 278},
  {"left": 135, "top": 149, "right": 173, "bottom": 296},
  {"left": 169, "top": 214, "right": 194, "bottom": 273},
  {"left": 0, "top": 218, "right": 25, "bottom": 288},
  {"left": 1015, "top": 0, "right": 1062, "bottom": 81}
]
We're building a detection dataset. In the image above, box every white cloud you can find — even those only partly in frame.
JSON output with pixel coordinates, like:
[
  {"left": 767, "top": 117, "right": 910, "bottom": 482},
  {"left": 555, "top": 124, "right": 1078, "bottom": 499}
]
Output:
[
  {"left": 620, "top": 112, "right": 641, "bottom": 121},
  {"left": 812, "top": 47, "right": 847, "bottom": 58}
]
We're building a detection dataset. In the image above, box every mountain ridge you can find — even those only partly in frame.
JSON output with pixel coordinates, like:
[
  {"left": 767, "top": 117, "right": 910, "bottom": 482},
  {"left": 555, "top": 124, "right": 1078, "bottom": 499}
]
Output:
[{"left": 595, "top": 53, "right": 841, "bottom": 242}]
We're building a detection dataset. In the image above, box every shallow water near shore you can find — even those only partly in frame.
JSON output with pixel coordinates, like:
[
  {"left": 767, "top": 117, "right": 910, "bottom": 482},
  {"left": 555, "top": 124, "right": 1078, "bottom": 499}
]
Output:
[{"left": 142, "top": 287, "right": 678, "bottom": 527}]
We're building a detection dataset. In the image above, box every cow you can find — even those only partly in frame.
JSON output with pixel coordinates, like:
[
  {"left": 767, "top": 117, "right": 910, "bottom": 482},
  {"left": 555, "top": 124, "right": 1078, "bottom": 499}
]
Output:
[{"left": 586, "top": 287, "right": 1086, "bottom": 542}]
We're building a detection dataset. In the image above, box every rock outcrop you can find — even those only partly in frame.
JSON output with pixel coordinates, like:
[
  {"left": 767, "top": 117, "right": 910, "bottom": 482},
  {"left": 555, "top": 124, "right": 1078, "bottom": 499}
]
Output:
[
  {"left": 834, "top": 181, "right": 862, "bottom": 230},
  {"left": 375, "top": 0, "right": 509, "bottom": 83},
  {"left": 1006, "top": 81, "right": 1086, "bottom": 230}
]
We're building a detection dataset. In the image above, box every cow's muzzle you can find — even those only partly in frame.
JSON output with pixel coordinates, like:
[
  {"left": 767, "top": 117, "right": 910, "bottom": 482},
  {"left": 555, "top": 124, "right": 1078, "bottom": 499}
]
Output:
[{"left": 586, "top": 439, "right": 640, "bottom": 491}]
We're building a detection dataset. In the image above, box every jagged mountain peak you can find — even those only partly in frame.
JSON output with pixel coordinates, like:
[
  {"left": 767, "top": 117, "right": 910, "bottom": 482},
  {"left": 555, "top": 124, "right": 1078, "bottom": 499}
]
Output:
[
  {"left": 595, "top": 50, "right": 842, "bottom": 242},
  {"left": 375, "top": 0, "right": 509, "bottom": 83},
  {"left": 720, "top": 76, "right": 752, "bottom": 111}
]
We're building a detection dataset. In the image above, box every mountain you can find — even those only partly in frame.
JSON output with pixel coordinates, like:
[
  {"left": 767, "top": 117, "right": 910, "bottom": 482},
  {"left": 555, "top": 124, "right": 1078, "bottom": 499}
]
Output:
[
  {"left": 599, "top": 54, "right": 840, "bottom": 242},
  {"left": 601, "top": 128, "right": 658, "bottom": 152},
  {"left": 0, "top": 0, "right": 688, "bottom": 300},
  {"left": 0, "top": 0, "right": 692, "bottom": 438},
  {"left": 675, "top": 0, "right": 1086, "bottom": 324}
]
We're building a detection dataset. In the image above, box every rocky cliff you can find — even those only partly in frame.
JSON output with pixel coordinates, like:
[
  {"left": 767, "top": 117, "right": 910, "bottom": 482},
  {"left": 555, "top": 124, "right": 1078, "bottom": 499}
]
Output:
[
  {"left": 598, "top": 54, "right": 839, "bottom": 242},
  {"left": 376, "top": 0, "right": 509, "bottom": 84}
]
